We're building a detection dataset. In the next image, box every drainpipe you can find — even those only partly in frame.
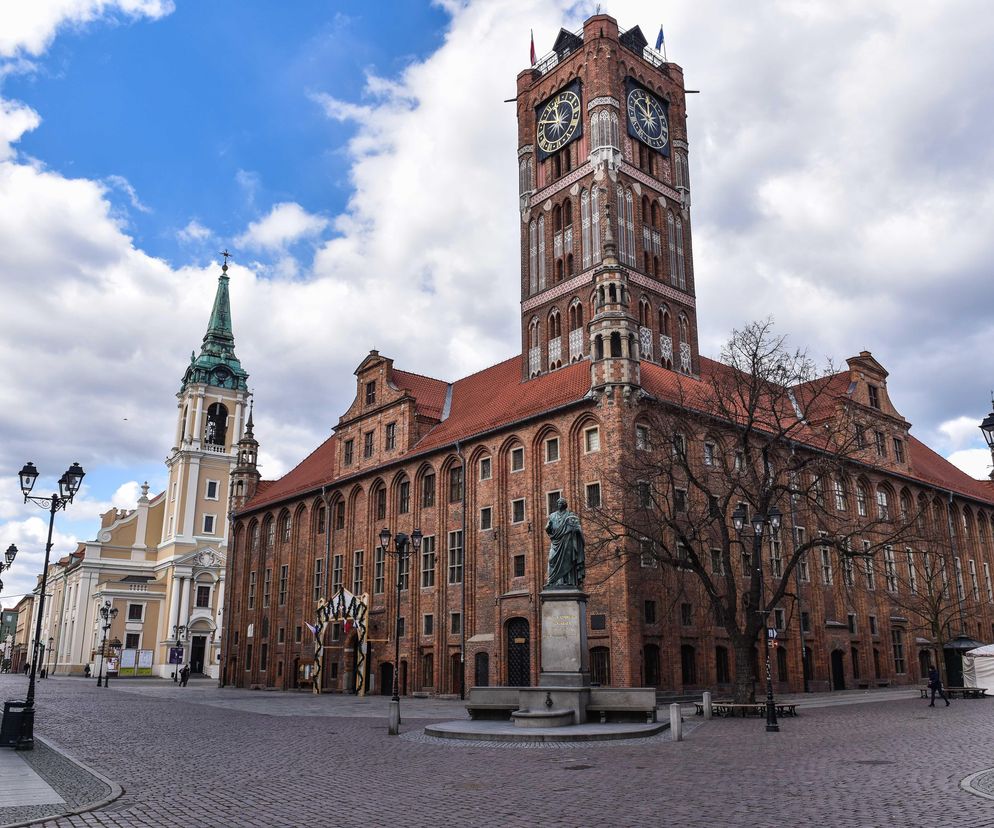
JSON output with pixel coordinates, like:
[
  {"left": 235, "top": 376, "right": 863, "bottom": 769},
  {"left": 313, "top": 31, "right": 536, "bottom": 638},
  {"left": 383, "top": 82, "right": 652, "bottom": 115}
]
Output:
[{"left": 456, "top": 440, "right": 467, "bottom": 700}]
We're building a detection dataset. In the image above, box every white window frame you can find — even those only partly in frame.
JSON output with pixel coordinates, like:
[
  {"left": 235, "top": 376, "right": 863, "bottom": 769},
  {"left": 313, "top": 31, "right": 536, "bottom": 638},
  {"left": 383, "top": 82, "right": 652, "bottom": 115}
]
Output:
[
  {"left": 586, "top": 482, "right": 602, "bottom": 509},
  {"left": 479, "top": 457, "right": 492, "bottom": 480},
  {"left": 480, "top": 506, "right": 493, "bottom": 530},
  {"left": 203, "top": 514, "right": 216, "bottom": 535},
  {"left": 205, "top": 479, "right": 220, "bottom": 501},
  {"left": 126, "top": 603, "right": 144, "bottom": 622},
  {"left": 512, "top": 498, "right": 526, "bottom": 524},
  {"left": 545, "top": 437, "right": 560, "bottom": 463},
  {"left": 584, "top": 426, "right": 600, "bottom": 453},
  {"left": 510, "top": 446, "right": 525, "bottom": 472}
]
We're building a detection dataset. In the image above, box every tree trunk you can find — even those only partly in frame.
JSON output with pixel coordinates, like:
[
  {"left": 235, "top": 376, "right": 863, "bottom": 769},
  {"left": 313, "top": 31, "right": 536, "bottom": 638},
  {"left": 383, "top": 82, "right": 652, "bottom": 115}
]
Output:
[{"left": 731, "top": 635, "right": 757, "bottom": 703}]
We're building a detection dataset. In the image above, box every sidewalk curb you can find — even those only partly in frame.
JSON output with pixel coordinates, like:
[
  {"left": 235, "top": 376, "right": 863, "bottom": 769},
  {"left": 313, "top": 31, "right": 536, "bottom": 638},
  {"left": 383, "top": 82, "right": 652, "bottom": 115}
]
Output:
[{"left": 0, "top": 736, "right": 124, "bottom": 828}]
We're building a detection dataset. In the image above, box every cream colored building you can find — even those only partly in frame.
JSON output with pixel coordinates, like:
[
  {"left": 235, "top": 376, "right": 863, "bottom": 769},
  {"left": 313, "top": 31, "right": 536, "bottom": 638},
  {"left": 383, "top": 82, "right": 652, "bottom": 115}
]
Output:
[{"left": 37, "top": 262, "right": 250, "bottom": 679}]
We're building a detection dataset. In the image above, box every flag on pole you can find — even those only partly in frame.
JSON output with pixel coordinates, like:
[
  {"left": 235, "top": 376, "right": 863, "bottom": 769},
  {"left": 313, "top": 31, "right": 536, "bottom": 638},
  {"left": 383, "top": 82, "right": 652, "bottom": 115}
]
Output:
[
  {"left": 655, "top": 25, "right": 664, "bottom": 51},
  {"left": 530, "top": 29, "right": 537, "bottom": 66}
]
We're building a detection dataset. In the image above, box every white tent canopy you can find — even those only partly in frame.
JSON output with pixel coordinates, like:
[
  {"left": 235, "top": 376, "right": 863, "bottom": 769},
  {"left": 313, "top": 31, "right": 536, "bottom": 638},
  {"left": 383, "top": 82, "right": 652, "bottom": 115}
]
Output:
[{"left": 961, "top": 645, "right": 994, "bottom": 691}]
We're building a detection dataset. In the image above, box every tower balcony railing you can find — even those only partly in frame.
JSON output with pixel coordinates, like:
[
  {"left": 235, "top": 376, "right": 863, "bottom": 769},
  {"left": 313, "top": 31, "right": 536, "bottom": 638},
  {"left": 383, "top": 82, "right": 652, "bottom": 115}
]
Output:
[{"left": 202, "top": 442, "right": 228, "bottom": 455}]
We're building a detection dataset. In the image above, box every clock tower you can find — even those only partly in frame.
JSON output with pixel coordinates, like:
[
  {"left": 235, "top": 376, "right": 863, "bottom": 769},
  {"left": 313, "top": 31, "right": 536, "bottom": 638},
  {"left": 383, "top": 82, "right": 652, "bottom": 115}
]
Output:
[{"left": 516, "top": 15, "right": 699, "bottom": 384}]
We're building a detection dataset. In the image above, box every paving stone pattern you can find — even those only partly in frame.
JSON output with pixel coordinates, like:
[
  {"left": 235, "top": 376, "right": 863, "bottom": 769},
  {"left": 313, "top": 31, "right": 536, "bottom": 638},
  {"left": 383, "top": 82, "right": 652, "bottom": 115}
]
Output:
[{"left": 3, "top": 676, "right": 994, "bottom": 828}]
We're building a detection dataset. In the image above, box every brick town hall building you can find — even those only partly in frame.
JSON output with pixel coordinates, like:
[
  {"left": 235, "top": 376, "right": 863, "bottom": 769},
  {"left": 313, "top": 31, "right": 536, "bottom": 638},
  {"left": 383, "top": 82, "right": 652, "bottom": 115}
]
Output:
[{"left": 223, "top": 15, "right": 994, "bottom": 697}]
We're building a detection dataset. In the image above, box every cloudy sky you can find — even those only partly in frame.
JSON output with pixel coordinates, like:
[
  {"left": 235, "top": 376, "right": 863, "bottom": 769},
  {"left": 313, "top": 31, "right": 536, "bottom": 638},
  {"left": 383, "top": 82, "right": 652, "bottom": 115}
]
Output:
[{"left": 2, "top": 0, "right": 993, "bottom": 605}]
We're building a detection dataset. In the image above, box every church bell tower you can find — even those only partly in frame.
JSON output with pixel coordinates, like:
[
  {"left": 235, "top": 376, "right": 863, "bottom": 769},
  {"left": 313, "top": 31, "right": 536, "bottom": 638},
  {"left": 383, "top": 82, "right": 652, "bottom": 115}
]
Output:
[{"left": 516, "top": 14, "right": 700, "bottom": 382}]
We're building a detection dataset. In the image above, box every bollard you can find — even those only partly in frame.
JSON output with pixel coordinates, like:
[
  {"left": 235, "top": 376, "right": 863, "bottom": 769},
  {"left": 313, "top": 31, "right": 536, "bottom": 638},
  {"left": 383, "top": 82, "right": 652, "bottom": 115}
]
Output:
[
  {"left": 388, "top": 699, "right": 400, "bottom": 735},
  {"left": 702, "top": 690, "right": 712, "bottom": 721},
  {"left": 669, "top": 702, "right": 683, "bottom": 742}
]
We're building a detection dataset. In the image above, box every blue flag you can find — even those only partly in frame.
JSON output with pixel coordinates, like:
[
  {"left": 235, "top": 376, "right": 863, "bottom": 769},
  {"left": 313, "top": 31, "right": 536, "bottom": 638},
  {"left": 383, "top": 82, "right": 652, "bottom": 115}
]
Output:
[{"left": 655, "top": 25, "right": 664, "bottom": 51}]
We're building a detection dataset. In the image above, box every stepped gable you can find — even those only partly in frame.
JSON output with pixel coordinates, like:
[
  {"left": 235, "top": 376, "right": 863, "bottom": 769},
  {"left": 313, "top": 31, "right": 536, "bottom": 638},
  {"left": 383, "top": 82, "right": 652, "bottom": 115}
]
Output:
[
  {"left": 392, "top": 369, "right": 449, "bottom": 420},
  {"left": 414, "top": 356, "right": 590, "bottom": 451},
  {"left": 243, "top": 435, "right": 338, "bottom": 512}
]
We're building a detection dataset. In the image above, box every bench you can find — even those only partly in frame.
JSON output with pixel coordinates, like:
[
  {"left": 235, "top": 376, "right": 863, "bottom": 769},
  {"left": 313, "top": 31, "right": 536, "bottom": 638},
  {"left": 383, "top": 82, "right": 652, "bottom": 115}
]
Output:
[
  {"left": 697, "top": 702, "right": 798, "bottom": 718},
  {"left": 466, "top": 701, "right": 518, "bottom": 720},
  {"left": 919, "top": 686, "right": 987, "bottom": 699},
  {"left": 586, "top": 704, "right": 657, "bottom": 724}
]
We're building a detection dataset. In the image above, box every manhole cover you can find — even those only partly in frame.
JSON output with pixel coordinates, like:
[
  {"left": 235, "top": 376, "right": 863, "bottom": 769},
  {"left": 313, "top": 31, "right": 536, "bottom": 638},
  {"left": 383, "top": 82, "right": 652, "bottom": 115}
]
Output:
[{"left": 854, "top": 760, "right": 895, "bottom": 766}]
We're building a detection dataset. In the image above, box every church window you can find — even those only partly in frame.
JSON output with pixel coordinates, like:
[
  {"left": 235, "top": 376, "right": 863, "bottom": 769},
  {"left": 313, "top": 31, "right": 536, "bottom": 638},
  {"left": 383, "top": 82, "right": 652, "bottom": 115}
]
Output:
[
  {"left": 205, "top": 480, "right": 219, "bottom": 500},
  {"left": 422, "top": 473, "right": 436, "bottom": 508},
  {"left": 667, "top": 212, "right": 677, "bottom": 285},
  {"left": 375, "top": 487, "right": 387, "bottom": 520},
  {"left": 343, "top": 438, "right": 354, "bottom": 466},
  {"left": 480, "top": 457, "right": 492, "bottom": 480},
  {"left": 398, "top": 479, "right": 410, "bottom": 514},
  {"left": 251, "top": 524, "right": 259, "bottom": 551},
  {"left": 449, "top": 466, "right": 464, "bottom": 502},
  {"left": 317, "top": 506, "right": 326, "bottom": 534},
  {"left": 374, "top": 547, "right": 385, "bottom": 594},
  {"left": 538, "top": 216, "right": 546, "bottom": 290},
  {"left": 448, "top": 531, "right": 464, "bottom": 584},
  {"left": 335, "top": 501, "right": 345, "bottom": 530},
  {"left": 278, "top": 565, "right": 288, "bottom": 605},
  {"left": 363, "top": 430, "right": 374, "bottom": 459},
  {"left": 385, "top": 422, "right": 396, "bottom": 451},
  {"left": 266, "top": 519, "right": 275, "bottom": 549},
  {"left": 518, "top": 156, "right": 532, "bottom": 194},
  {"left": 856, "top": 483, "right": 868, "bottom": 516},
  {"left": 876, "top": 487, "right": 890, "bottom": 520},
  {"left": 591, "top": 186, "right": 601, "bottom": 264},
  {"left": 203, "top": 514, "right": 216, "bottom": 535},
  {"left": 365, "top": 381, "right": 376, "bottom": 405},
  {"left": 280, "top": 513, "right": 291, "bottom": 542},
  {"left": 584, "top": 426, "right": 601, "bottom": 453},
  {"left": 581, "top": 189, "right": 591, "bottom": 269},
  {"left": 204, "top": 403, "right": 228, "bottom": 447},
  {"left": 529, "top": 220, "right": 538, "bottom": 295},
  {"left": 352, "top": 550, "right": 364, "bottom": 595},
  {"left": 263, "top": 568, "right": 272, "bottom": 607}
]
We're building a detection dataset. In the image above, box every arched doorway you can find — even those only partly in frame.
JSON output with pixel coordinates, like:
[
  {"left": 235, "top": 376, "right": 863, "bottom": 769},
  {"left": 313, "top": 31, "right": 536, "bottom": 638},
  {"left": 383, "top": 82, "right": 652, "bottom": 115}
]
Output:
[
  {"left": 643, "top": 644, "right": 660, "bottom": 687},
  {"left": 680, "top": 644, "right": 696, "bottom": 686},
  {"left": 831, "top": 649, "right": 846, "bottom": 690},
  {"left": 379, "top": 661, "right": 394, "bottom": 696},
  {"left": 506, "top": 618, "right": 530, "bottom": 687},
  {"left": 474, "top": 652, "right": 489, "bottom": 687}
]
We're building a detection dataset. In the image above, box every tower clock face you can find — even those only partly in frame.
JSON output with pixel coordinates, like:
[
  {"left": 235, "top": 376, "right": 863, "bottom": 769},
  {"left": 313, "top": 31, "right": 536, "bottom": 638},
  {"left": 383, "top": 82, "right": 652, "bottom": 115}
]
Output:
[
  {"left": 626, "top": 84, "right": 669, "bottom": 151},
  {"left": 536, "top": 86, "right": 582, "bottom": 156}
]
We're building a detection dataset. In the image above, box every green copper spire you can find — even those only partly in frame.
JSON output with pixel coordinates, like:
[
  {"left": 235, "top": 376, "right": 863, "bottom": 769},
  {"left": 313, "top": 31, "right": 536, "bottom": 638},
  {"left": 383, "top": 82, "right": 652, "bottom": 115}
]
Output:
[{"left": 181, "top": 255, "right": 249, "bottom": 392}]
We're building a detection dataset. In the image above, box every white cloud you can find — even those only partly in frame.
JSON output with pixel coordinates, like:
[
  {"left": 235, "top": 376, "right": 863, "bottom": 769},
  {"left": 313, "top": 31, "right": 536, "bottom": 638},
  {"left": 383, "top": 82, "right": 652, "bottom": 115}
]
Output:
[
  {"left": 178, "top": 219, "right": 211, "bottom": 243},
  {"left": 938, "top": 416, "right": 987, "bottom": 452},
  {"left": 110, "top": 481, "right": 141, "bottom": 508},
  {"left": 236, "top": 202, "right": 329, "bottom": 251},
  {"left": 104, "top": 174, "right": 151, "bottom": 214},
  {"left": 0, "top": 0, "right": 174, "bottom": 59},
  {"left": 947, "top": 449, "right": 992, "bottom": 481},
  {"left": 0, "top": 97, "right": 40, "bottom": 160}
]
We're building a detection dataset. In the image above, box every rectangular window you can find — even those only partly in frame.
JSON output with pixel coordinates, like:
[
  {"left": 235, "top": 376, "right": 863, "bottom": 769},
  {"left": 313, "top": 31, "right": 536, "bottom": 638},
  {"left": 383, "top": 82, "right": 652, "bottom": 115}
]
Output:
[
  {"left": 248, "top": 571, "right": 256, "bottom": 609},
  {"left": 591, "top": 614, "right": 607, "bottom": 631},
  {"left": 365, "top": 380, "right": 376, "bottom": 405},
  {"left": 905, "top": 549, "right": 917, "bottom": 595},
  {"left": 834, "top": 479, "right": 848, "bottom": 511},
  {"left": 397, "top": 617, "right": 405, "bottom": 638},
  {"left": 480, "top": 506, "right": 493, "bottom": 530},
  {"left": 280, "top": 514, "right": 291, "bottom": 542},
  {"left": 203, "top": 514, "right": 216, "bottom": 535},
  {"left": 421, "top": 536, "right": 436, "bottom": 588},
  {"left": 205, "top": 480, "right": 219, "bottom": 500},
  {"left": 874, "top": 431, "right": 887, "bottom": 458},
  {"left": 847, "top": 613, "right": 857, "bottom": 634},
  {"left": 398, "top": 480, "right": 410, "bottom": 514},
  {"left": 801, "top": 611, "right": 811, "bottom": 633},
  {"left": 376, "top": 487, "right": 387, "bottom": 520},
  {"left": 332, "top": 554, "right": 343, "bottom": 593},
  {"left": 331, "top": 623, "right": 341, "bottom": 642},
  {"left": 343, "top": 438, "right": 354, "bottom": 466},
  {"left": 891, "top": 628, "right": 906, "bottom": 674},
  {"left": 263, "top": 568, "right": 272, "bottom": 607},
  {"left": 584, "top": 426, "right": 600, "bottom": 453},
  {"left": 423, "top": 614, "right": 434, "bottom": 636},
  {"left": 710, "top": 548, "right": 725, "bottom": 575},
  {"left": 770, "top": 536, "right": 783, "bottom": 578},
  {"left": 194, "top": 584, "right": 209, "bottom": 609},
  {"left": 842, "top": 550, "right": 855, "bottom": 587},
  {"left": 448, "top": 531, "right": 464, "bottom": 584},
  {"left": 449, "top": 467, "right": 463, "bottom": 502},
  {"left": 374, "top": 547, "right": 386, "bottom": 594},
  {"left": 586, "top": 482, "right": 601, "bottom": 509},
  {"left": 820, "top": 536, "right": 833, "bottom": 584},
  {"left": 864, "top": 554, "right": 875, "bottom": 591},
  {"left": 398, "top": 553, "right": 410, "bottom": 591},
  {"left": 335, "top": 501, "right": 345, "bottom": 530},
  {"left": 876, "top": 489, "right": 890, "bottom": 520},
  {"left": 638, "top": 481, "right": 651, "bottom": 508},
  {"left": 450, "top": 612, "right": 462, "bottom": 635},
  {"left": 644, "top": 600, "right": 657, "bottom": 624},
  {"left": 127, "top": 604, "right": 144, "bottom": 621},
  {"left": 385, "top": 422, "right": 396, "bottom": 450},
  {"left": 352, "top": 550, "right": 364, "bottom": 594},
  {"left": 893, "top": 438, "right": 905, "bottom": 463},
  {"left": 545, "top": 437, "right": 560, "bottom": 462},
  {"left": 797, "top": 553, "right": 810, "bottom": 583},
  {"left": 680, "top": 602, "right": 693, "bottom": 626},
  {"left": 703, "top": 442, "right": 715, "bottom": 466},
  {"left": 511, "top": 446, "right": 525, "bottom": 472},
  {"left": 513, "top": 554, "right": 526, "bottom": 577},
  {"left": 955, "top": 558, "right": 965, "bottom": 600},
  {"left": 267, "top": 520, "right": 275, "bottom": 548},
  {"left": 969, "top": 559, "right": 980, "bottom": 601},
  {"left": 317, "top": 505, "right": 326, "bottom": 534},
  {"left": 512, "top": 498, "right": 526, "bottom": 524},
  {"left": 422, "top": 474, "right": 435, "bottom": 508},
  {"left": 868, "top": 384, "right": 880, "bottom": 409},
  {"left": 636, "top": 425, "right": 650, "bottom": 451},
  {"left": 672, "top": 433, "right": 686, "bottom": 458},
  {"left": 869, "top": 615, "right": 878, "bottom": 635},
  {"left": 245, "top": 643, "right": 252, "bottom": 669},
  {"left": 125, "top": 632, "right": 141, "bottom": 650},
  {"left": 640, "top": 538, "right": 657, "bottom": 568},
  {"left": 313, "top": 558, "right": 323, "bottom": 602},
  {"left": 674, "top": 488, "right": 687, "bottom": 513},
  {"left": 773, "top": 608, "right": 785, "bottom": 630},
  {"left": 363, "top": 430, "right": 374, "bottom": 459},
  {"left": 984, "top": 562, "right": 993, "bottom": 602},
  {"left": 884, "top": 546, "right": 898, "bottom": 592},
  {"left": 480, "top": 457, "right": 492, "bottom": 480}
]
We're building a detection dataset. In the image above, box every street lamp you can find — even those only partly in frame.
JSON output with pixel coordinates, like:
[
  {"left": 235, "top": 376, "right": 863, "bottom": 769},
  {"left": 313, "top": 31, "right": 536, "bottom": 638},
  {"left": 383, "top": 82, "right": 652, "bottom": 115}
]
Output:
[
  {"left": 378, "top": 526, "right": 422, "bottom": 735},
  {"left": 46, "top": 637, "right": 54, "bottom": 678},
  {"left": 732, "top": 503, "right": 783, "bottom": 733},
  {"left": 980, "top": 400, "right": 994, "bottom": 481},
  {"left": 0, "top": 544, "right": 16, "bottom": 597},
  {"left": 172, "top": 624, "right": 187, "bottom": 682},
  {"left": 96, "top": 600, "right": 119, "bottom": 687},
  {"left": 15, "top": 461, "right": 85, "bottom": 750}
]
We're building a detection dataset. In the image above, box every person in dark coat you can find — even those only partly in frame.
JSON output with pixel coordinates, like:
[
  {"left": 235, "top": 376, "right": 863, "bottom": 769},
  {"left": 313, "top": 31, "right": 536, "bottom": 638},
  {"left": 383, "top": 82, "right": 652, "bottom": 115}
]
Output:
[
  {"left": 180, "top": 664, "right": 191, "bottom": 686},
  {"left": 928, "top": 666, "right": 950, "bottom": 707}
]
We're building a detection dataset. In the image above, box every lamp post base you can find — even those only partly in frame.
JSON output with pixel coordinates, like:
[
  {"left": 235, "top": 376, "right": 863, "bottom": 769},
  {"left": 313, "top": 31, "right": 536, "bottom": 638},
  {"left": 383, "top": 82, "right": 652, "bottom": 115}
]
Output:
[
  {"left": 388, "top": 699, "right": 400, "bottom": 735},
  {"left": 15, "top": 707, "right": 35, "bottom": 751}
]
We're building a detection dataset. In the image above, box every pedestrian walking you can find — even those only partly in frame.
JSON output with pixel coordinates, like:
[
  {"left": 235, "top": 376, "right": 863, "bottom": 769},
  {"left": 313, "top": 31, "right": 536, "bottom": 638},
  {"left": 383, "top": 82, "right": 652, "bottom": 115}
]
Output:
[
  {"left": 928, "top": 666, "right": 950, "bottom": 707},
  {"left": 23, "top": 661, "right": 29, "bottom": 675},
  {"left": 180, "top": 664, "right": 191, "bottom": 686}
]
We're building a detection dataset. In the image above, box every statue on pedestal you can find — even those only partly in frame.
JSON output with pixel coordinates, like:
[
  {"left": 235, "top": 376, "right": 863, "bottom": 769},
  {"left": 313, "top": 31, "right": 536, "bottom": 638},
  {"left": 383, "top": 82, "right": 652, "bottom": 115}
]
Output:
[{"left": 545, "top": 498, "right": 585, "bottom": 588}]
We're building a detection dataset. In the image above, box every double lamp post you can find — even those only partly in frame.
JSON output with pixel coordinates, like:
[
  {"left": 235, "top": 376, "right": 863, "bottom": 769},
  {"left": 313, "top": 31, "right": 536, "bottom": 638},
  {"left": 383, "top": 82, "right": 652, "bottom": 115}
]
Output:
[
  {"left": 378, "top": 526, "right": 422, "bottom": 735},
  {"left": 96, "top": 600, "right": 119, "bottom": 687},
  {"left": 732, "top": 503, "right": 783, "bottom": 733},
  {"left": 15, "top": 461, "right": 85, "bottom": 751}
]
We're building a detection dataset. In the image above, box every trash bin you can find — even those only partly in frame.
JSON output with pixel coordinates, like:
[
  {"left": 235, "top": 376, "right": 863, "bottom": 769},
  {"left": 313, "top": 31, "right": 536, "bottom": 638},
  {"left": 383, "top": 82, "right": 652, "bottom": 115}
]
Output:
[{"left": 0, "top": 700, "right": 28, "bottom": 747}]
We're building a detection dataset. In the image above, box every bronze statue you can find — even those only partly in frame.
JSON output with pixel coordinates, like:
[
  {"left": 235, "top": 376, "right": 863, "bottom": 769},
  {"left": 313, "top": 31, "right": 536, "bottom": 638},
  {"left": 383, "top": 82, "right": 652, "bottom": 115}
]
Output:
[{"left": 545, "top": 498, "right": 585, "bottom": 588}]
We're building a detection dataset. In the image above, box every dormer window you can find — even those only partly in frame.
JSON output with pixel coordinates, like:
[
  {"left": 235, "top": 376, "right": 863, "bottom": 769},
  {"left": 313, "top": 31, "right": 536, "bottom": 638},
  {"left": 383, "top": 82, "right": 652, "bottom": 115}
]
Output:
[
  {"left": 365, "top": 380, "right": 377, "bottom": 405},
  {"left": 868, "top": 384, "right": 880, "bottom": 409}
]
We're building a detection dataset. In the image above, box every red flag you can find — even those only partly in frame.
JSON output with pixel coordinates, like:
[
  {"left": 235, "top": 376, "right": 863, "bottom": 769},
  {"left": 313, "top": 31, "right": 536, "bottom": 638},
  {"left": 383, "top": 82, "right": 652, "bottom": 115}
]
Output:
[{"left": 530, "top": 29, "right": 536, "bottom": 66}]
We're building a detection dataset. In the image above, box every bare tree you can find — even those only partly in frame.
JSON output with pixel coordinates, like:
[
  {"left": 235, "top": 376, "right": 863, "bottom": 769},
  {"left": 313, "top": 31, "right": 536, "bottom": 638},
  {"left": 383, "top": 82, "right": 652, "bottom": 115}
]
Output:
[{"left": 587, "top": 320, "right": 916, "bottom": 702}]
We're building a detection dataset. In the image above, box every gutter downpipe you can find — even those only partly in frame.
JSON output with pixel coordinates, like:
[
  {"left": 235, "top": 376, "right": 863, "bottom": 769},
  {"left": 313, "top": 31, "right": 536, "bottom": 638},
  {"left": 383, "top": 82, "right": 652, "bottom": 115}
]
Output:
[{"left": 456, "top": 440, "right": 467, "bottom": 700}]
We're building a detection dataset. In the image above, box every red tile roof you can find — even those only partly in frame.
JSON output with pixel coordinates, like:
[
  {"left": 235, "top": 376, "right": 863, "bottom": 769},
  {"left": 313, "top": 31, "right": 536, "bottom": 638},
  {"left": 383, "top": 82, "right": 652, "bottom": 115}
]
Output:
[
  {"left": 905, "top": 436, "right": 993, "bottom": 502},
  {"left": 391, "top": 369, "right": 449, "bottom": 420},
  {"left": 244, "top": 438, "right": 338, "bottom": 511}
]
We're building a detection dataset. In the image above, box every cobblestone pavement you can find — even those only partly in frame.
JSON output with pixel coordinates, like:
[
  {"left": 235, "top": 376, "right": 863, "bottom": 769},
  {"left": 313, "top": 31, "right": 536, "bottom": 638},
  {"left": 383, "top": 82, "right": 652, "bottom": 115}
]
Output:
[{"left": 3, "top": 675, "right": 994, "bottom": 828}]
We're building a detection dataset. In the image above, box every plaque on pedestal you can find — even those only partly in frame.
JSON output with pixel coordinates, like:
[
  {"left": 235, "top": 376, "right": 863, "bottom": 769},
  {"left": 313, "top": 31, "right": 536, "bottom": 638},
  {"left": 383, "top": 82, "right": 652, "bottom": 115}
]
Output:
[{"left": 539, "top": 588, "right": 590, "bottom": 688}]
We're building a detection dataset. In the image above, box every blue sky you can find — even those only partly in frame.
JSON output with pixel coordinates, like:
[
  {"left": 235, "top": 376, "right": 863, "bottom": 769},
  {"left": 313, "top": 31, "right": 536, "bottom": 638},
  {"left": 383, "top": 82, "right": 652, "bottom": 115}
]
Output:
[{"left": 3, "top": 0, "right": 994, "bottom": 606}]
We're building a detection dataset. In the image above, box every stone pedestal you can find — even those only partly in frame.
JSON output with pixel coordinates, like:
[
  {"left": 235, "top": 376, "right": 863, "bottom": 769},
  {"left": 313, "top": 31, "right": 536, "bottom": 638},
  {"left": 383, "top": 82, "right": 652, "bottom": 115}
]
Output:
[{"left": 539, "top": 587, "right": 590, "bottom": 686}]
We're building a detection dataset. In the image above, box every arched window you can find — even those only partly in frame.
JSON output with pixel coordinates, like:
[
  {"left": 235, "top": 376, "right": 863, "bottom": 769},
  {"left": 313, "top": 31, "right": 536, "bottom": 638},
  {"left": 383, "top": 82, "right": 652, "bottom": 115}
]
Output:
[
  {"left": 204, "top": 403, "right": 228, "bottom": 447},
  {"left": 610, "top": 331, "right": 622, "bottom": 358},
  {"left": 639, "top": 298, "right": 650, "bottom": 327},
  {"left": 876, "top": 486, "right": 891, "bottom": 520},
  {"left": 659, "top": 307, "right": 670, "bottom": 336},
  {"left": 528, "top": 219, "right": 538, "bottom": 295},
  {"left": 625, "top": 190, "right": 635, "bottom": 265},
  {"left": 528, "top": 317, "right": 541, "bottom": 377},
  {"left": 568, "top": 299, "right": 584, "bottom": 362},
  {"left": 580, "top": 189, "right": 591, "bottom": 269},
  {"left": 537, "top": 215, "right": 546, "bottom": 290},
  {"left": 591, "top": 186, "right": 601, "bottom": 264},
  {"left": 679, "top": 314, "right": 689, "bottom": 344},
  {"left": 856, "top": 482, "right": 869, "bottom": 517},
  {"left": 616, "top": 186, "right": 626, "bottom": 263},
  {"left": 594, "top": 335, "right": 604, "bottom": 360},
  {"left": 563, "top": 199, "right": 572, "bottom": 228},
  {"left": 675, "top": 216, "right": 686, "bottom": 289},
  {"left": 553, "top": 203, "right": 562, "bottom": 233},
  {"left": 667, "top": 212, "right": 677, "bottom": 285},
  {"left": 548, "top": 309, "right": 561, "bottom": 340}
]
